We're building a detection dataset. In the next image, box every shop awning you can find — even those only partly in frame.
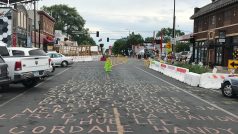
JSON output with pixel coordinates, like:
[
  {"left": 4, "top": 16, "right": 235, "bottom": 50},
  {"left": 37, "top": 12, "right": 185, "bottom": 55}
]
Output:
[{"left": 43, "top": 37, "right": 54, "bottom": 44}]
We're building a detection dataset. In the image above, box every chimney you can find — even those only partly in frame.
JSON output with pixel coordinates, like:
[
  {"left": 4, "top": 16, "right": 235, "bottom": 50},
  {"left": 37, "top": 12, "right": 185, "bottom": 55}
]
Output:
[{"left": 194, "top": 7, "right": 200, "bottom": 14}]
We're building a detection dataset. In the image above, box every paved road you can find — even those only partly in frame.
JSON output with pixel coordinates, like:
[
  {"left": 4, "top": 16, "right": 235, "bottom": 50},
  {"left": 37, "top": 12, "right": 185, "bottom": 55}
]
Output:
[{"left": 0, "top": 58, "right": 238, "bottom": 134}]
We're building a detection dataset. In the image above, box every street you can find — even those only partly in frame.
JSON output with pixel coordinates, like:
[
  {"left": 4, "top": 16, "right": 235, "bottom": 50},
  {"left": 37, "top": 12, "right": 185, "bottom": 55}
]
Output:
[{"left": 0, "top": 58, "right": 238, "bottom": 134}]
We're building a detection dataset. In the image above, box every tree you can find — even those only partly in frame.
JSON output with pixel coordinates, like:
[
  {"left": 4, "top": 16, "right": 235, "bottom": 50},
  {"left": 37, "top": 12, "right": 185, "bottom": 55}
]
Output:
[
  {"left": 42, "top": 4, "right": 95, "bottom": 45},
  {"left": 112, "top": 38, "right": 127, "bottom": 55},
  {"left": 127, "top": 32, "right": 144, "bottom": 47},
  {"left": 112, "top": 33, "right": 144, "bottom": 55},
  {"left": 175, "top": 42, "right": 190, "bottom": 52},
  {"left": 144, "top": 37, "right": 154, "bottom": 43},
  {"left": 156, "top": 27, "right": 185, "bottom": 43}
]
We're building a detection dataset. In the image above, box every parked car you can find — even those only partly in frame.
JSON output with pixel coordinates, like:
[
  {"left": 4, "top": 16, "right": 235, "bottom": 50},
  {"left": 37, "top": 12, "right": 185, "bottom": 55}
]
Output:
[
  {"left": 0, "top": 44, "right": 52, "bottom": 88},
  {"left": 46, "top": 51, "right": 73, "bottom": 67},
  {"left": 221, "top": 76, "right": 238, "bottom": 98},
  {"left": 8, "top": 47, "right": 54, "bottom": 73},
  {"left": 0, "top": 56, "right": 11, "bottom": 90},
  {"left": 177, "top": 51, "right": 192, "bottom": 61}
]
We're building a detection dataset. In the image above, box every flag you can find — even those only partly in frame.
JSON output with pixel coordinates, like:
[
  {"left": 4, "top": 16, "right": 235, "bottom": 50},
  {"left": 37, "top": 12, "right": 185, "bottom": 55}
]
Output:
[{"left": 98, "top": 38, "right": 102, "bottom": 42}]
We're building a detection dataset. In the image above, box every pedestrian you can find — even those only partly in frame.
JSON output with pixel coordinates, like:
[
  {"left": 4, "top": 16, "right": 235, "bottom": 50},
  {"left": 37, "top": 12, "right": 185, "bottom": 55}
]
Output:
[{"left": 104, "top": 57, "right": 112, "bottom": 72}]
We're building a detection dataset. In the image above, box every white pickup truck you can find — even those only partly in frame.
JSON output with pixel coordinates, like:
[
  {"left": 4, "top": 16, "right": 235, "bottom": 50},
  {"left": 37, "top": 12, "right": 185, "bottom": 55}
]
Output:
[{"left": 0, "top": 45, "right": 52, "bottom": 88}]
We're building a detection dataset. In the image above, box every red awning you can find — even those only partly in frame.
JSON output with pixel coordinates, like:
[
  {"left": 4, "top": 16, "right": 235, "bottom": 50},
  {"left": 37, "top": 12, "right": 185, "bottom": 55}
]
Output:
[{"left": 43, "top": 37, "right": 54, "bottom": 44}]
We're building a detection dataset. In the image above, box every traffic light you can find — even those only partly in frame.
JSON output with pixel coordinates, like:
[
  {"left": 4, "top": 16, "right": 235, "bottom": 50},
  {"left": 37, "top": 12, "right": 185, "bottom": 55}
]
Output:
[
  {"left": 96, "top": 31, "right": 99, "bottom": 37},
  {"left": 100, "top": 44, "right": 104, "bottom": 48},
  {"left": 107, "top": 37, "right": 109, "bottom": 42}
]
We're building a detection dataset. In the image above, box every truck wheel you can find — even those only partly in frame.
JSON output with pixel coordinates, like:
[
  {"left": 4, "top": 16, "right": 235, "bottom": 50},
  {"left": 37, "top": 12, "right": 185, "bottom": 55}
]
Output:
[
  {"left": 221, "top": 82, "right": 236, "bottom": 98},
  {"left": 22, "top": 78, "right": 38, "bottom": 88},
  {"left": 52, "top": 66, "right": 55, "bottom": 72},
  {"left": 61, "top": 61, "right": 68, "bottom": 67},
  {"left": 1, "top": 84, "right": 9, "bottom": 90}
]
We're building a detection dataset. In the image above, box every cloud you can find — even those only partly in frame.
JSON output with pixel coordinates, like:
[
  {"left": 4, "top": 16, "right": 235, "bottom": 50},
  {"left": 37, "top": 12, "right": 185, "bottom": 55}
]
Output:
[{"left": 38, "top": 0, "right": 211, "bottom": 47}]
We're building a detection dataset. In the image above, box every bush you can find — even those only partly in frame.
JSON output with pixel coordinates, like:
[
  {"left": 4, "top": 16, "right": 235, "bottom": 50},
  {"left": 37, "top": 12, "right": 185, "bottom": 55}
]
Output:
[{"left": 174, "top": 63, "right": 208, "bottom": 74}]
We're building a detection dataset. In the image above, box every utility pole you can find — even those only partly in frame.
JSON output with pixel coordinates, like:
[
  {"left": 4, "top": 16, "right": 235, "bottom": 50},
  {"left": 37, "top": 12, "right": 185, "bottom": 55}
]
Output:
[
  {"left": 172, "top": 0, "right": 176, "bottom": 52},
  {"left": 34, "top": 0, "right": 37, "bottom": 47},
  {"left": 38, "top": 21, "right": 40, "bottom": 48}
]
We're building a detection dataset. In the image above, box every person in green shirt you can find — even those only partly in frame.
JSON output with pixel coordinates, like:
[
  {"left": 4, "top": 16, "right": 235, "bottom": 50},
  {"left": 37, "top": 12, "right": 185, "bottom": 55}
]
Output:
[{"left": 104, "top": 57, "right": 112, "bottom": 72}]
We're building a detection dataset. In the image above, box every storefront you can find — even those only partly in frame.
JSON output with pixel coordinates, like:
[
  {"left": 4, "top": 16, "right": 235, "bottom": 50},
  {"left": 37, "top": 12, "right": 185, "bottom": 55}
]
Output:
[{"left": 193, "top": 36, "right": 238, "bottom": 67}]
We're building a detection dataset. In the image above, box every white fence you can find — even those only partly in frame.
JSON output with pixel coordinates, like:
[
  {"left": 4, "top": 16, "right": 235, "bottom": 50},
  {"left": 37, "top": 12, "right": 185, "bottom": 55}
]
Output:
[{"left": 149, "top": 60, "right": 227, "bottom": 89}]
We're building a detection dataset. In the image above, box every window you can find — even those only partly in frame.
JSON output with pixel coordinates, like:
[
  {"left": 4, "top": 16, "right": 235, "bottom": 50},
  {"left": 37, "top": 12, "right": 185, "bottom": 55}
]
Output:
[
  {"left": 0, "top": 46, "right": 9, "bottom": 56},
  {"left": 212, "top": 16, "right": 216, "bottom": 25},
  {"left": 224, "top": 11, "right": 231, "bottom": 22},
  {"left": 47, "top": 53, "right": 53, "bottom": 58},
  {"left": 233, "top": 36, "right": 238, "bottom": 43},
  {"left": 29, "top": 49, "right": 47, "bottom": 56},
  {"left": 17, "top": 12, "right": 21, "bottom": 27},
  {"left": 12, "top": 50, "right": 25, "bottom": 56}
]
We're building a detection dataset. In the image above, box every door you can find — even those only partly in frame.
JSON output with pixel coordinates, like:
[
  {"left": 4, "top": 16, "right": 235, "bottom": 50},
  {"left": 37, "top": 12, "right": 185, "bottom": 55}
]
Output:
[
  {"left": 208, "top": 49, "right": 215, "bottom": 66},
  {"left": 215, "top": 46, "right": 223, "bottom": 66},
  {"left": 52, "top": 53, "right": 63, "bottom": 65}
]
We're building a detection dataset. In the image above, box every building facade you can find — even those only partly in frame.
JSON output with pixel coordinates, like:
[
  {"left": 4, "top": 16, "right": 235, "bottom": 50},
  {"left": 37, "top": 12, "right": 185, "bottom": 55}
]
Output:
[
  {"left": 14, "top": 5, "right": 29, "bottom": 47},
  {"left": 28, "top": 10, "right": 55, "bottom": 51},
  {"left": 0, "top": 5, "right": 30, "bottom": 47},
  {"left": 191, "top": 0, "right": 238, "bottom": 67}
]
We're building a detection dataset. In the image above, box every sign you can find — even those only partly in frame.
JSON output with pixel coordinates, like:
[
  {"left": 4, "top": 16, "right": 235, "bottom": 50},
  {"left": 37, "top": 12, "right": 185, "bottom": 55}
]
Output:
[
  {"left": 171, "top": 38, "right": 176, "bottom": 44},
  {"left": 219, "top": 39, "right": 225, "bottom": 43},
  {"left": 228, "top": 60, "right": 238, "bottom": 69},
  {"left": 166, "top": 42, "right": 172, "bottom": 49}
]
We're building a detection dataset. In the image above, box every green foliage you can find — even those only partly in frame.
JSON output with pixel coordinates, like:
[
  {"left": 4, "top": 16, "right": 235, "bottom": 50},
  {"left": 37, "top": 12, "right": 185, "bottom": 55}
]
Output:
[
  {"left": 174, "top": 63, "right": 209, "bottom": 74},
  {"left": 112, "top": 38, "right": 128, "bottom": 55},
  {"left": 156, "top": 27, "right": 185, "bottom": 43},
  {"left": 112, "top": 33, "right": 144, "bottom": 55},
  {"left": 175, "top": 42, "right": 190, "bottom": 52},
  {"left": 144, "top": 37, "right": 154, "bottom": 43},
  {"left": 127, "top": 32, "right": 144, "bottom": 47},
  {"left": 42, "top": 4, "right": 95, "bottom": 46}
]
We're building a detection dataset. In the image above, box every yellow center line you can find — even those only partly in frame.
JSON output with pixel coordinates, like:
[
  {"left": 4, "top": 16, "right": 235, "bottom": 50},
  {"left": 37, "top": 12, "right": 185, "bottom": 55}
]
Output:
[{"left": 113, "top": 107, "right": 124, "bottom": 134}]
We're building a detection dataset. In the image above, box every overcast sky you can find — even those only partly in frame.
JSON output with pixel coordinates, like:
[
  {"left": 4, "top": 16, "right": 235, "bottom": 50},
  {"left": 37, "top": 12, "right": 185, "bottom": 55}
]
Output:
[{"left": 38, "top": 0, "right": 211, "bottom": 48}]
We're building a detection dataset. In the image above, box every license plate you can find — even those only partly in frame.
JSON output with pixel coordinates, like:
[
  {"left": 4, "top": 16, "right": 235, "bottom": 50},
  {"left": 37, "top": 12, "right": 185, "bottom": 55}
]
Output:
[{"left": 33, "top": 71, "right": 39, "bottom": 76}]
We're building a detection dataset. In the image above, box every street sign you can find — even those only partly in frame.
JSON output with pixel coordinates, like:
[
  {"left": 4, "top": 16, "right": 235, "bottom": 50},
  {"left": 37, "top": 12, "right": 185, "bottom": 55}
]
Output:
[
  {"left": 166, "top": 42, "right": 172, "bottom": 49},
  {"left": 171, "top": 38, "right": 176, "bottom": 44},
  {"left": 219, "top": 39, "right": 225, "bottom": 43},
  {"left": 228, "top": 60, "right": 238, "bottom": 69}
]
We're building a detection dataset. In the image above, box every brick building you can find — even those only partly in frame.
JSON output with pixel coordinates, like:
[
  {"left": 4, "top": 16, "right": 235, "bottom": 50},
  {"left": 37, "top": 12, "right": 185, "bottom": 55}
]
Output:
[
  {"left": 28, "top": 10, "right": 55, "bottom": 51},
  {"left": 191, "top": 0, "right": 238, "bottom": 67}
]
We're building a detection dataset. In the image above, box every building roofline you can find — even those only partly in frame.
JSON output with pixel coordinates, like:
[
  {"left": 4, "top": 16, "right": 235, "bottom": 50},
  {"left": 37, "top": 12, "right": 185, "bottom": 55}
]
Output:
[
  {"left": 190, "top": 0, "right": 238, "bottom": 19},
  {"left": 37, "top": 10, "right": 55, "bottom": 22}
]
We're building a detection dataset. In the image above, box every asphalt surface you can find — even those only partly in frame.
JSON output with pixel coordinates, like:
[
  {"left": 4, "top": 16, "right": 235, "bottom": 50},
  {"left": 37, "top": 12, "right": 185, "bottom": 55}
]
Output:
[{"left": 0, "top": 58, "right": 238, "bottom": 134}]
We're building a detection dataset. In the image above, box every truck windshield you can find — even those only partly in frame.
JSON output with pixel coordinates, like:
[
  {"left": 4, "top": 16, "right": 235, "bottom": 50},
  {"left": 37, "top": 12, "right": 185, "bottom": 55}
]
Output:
[
  {"left": 0, "top": 46, "right": 10, "bottom": 56},
  {"left": 29, "top": 49, "right": 47, "bottom": 56}
]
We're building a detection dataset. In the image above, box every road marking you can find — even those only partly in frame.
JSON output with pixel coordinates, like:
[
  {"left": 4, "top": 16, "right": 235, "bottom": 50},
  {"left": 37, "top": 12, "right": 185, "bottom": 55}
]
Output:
[
  {"left": 113, "top": 107, "right": 124, "bottom": 134},
  {"left": 0, "top": 68, "right": 70, "bottom": 108},
  {"left": 136, "top": 67, "right": 238, "bottom": 119}
]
